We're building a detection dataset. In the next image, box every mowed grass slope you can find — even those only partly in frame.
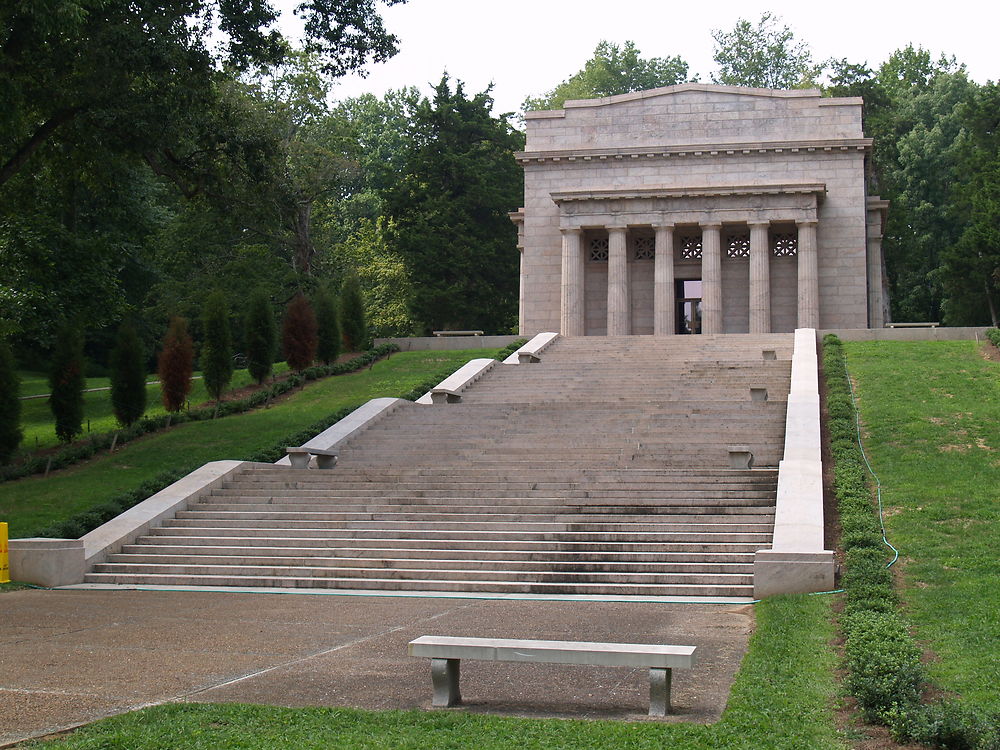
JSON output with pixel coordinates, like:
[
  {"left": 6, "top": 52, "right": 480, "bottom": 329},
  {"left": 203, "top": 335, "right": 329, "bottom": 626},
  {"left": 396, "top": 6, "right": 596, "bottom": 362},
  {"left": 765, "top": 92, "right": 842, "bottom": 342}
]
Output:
[
  {"left": 16, "top": 363, "right": 291, "bottom": 452},
  {"left": 23, "top": 595, "right": 845, "bottom": 750},
  {"left": 0, "top": 350, "right": 477, "bottom": 538},
  {"left": 845, "top": 340, "right": 1000, "bottom": 709}
]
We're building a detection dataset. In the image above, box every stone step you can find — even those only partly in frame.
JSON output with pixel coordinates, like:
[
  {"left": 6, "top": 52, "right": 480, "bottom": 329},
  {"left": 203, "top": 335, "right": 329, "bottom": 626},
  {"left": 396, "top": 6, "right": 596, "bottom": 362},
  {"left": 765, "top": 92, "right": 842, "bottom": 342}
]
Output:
[
  {"left": 181, "top": 508, "right": 776, "bottom": 522},
  {"left": 80, "top": 572, "right": 753, "bottom": 597},
  {"left": 133, "top": 535, "right": 770, "bottom": 553},
  {"left": 119, "top": 543, "right": 759, "bottom": 564},
  {"left": 167, "top": 516, "right": 774, "bottom": 533},
  {"left": 103, "top": 553, "right": 756, "bottom": 574}
]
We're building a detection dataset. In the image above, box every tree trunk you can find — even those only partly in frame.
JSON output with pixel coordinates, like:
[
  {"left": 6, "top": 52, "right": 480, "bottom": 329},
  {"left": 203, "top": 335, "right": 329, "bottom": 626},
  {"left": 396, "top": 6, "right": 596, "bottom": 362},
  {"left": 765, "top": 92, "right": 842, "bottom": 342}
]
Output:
[
  {"left": 986, "top": 281, "right": 999, "bottom": 328},
  {"left": 0, "top": 107, "right": 84, "bottom": 186},
  {"left": 292, "top": 201, "right": 314, "bottom": 275}
]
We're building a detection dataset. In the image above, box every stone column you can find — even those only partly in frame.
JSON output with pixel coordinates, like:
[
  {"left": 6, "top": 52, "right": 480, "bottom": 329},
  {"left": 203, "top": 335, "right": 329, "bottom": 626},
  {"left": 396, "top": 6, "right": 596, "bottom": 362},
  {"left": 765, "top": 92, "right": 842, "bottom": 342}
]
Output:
[
  {"left": 701, "top": 223, "right": 722, "bottom": 334},
  {"left": 559, "top": 228, "right": 584, "bottom": 336},
  {"left": 607, "top": 225, "right": 630, "bottom": 335},
  {"left": 653, "top": 224, "right": 675, "bottom": 336},
  {"left": 797, "top": 220, "right": 820, "bottom": 329},
  {"left": 749, "top": 222, "right": 771, "bottom": 334}
]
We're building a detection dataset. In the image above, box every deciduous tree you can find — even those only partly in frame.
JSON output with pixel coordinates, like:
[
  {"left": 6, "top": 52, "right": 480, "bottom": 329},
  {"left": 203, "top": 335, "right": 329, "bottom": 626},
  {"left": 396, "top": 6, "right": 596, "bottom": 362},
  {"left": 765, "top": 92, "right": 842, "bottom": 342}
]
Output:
[
  {"left": 711, "top": 13, "right": 819, "bottom": 89},
  {"left": 523, "top": 41, "right": 691, "bottom": 111}
]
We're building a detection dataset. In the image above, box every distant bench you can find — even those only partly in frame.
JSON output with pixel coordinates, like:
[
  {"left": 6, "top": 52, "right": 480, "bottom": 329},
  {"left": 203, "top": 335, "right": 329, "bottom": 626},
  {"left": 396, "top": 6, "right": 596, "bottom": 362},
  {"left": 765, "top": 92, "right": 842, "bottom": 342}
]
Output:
[
  {"left": 408, "top": 635, "right": 697, "bottom": 716},
  {"left": 432, "top": 330, "right": 484, "bottom": 337},
  {"left": 285, "top": 446, "right": 338, "bottom": 469},
  {"left": 886, "top": 322, "right": 940, "bottom": 328}
]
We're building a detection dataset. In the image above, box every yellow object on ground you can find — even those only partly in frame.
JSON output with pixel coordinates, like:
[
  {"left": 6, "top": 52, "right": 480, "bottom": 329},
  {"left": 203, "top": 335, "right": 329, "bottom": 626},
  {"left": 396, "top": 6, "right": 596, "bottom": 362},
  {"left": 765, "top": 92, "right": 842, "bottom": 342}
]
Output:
[{"left": 0, "top": 521, "right": 9, "bottom": 583}]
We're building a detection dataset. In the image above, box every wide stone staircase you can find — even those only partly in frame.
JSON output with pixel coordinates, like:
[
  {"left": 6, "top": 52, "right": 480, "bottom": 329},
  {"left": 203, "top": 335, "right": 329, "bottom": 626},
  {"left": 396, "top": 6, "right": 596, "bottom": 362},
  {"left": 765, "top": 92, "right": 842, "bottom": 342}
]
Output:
[{"left": 85, "top": 334, "right": 794, "bottom": 598}]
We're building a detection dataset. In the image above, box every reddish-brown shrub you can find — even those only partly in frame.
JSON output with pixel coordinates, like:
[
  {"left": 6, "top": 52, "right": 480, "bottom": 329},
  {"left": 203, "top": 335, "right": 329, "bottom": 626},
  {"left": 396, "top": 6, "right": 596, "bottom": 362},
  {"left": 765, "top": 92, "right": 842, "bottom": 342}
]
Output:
[
  {"left": 157, "top": 317, "right": 194, "bottom": 413},
  {"left": 282, "top": 293, "right": 318, "bottom": 371}
]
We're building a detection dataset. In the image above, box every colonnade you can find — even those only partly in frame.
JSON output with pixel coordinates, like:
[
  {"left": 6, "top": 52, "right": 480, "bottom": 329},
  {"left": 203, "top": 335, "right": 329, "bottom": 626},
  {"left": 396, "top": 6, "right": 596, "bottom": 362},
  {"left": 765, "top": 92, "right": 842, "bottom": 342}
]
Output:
[{"left": 560, "top": 220, "right": 819, "bottom": 336}]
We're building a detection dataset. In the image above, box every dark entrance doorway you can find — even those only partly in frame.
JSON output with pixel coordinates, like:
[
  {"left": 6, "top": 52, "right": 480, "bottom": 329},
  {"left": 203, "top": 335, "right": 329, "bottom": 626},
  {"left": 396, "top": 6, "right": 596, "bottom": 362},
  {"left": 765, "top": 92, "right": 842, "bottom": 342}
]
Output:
[{"left": 676, "top": 279, "right": 702, "bottom": 334}]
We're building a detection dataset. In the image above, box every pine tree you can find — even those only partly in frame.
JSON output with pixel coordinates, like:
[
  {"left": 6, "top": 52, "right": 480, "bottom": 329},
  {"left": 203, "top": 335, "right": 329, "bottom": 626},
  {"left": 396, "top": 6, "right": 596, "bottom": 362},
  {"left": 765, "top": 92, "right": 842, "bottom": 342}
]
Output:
[
  {"left": 245, "top": 289, "right": 277, "bottom": 385},
  {"left": 109, "top": 322, "right": 147, "bottom": 427},
  {"left": 282, "top": 292, "right": 318, "bottom": 371},
  {"left": 48, "top": 324, "right": 86, "bottom": 443},
  {"left": 158, "top": 317, "right": 194, "bottom": 413},
  {"left": 201, "top": 290, "right": 233, "bottom": 403},
  {"left": 339, "top": 272, "right": 368, "bottom": 351},
  {"left": 0, "top": 339, "right": 23, "bottom": 463},
  {"left": 314, "top": 286, "right": 341, "bottom": 365}
]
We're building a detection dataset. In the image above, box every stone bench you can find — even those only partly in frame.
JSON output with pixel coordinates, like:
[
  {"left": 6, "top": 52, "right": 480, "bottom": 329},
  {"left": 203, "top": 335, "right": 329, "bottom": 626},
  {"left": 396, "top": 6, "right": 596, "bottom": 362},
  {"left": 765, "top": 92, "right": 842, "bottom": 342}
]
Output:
[
  {"left": 886, "top": 322, "right": 940, "bottom": 328},
  {"left": 502, "top": 331, "right": 559, "bottom": 365},
  {"left": 425, "top": 358, "right": 496, "bottom": 404},
  {"left": 408, "top": 635, "right": 697, "bottom": 716},
  {"left": 285, "top": 446, "right": 338, "bottom": 469},
  {"left": 433, "top": 330, "right": 484, "bottom": 336}
]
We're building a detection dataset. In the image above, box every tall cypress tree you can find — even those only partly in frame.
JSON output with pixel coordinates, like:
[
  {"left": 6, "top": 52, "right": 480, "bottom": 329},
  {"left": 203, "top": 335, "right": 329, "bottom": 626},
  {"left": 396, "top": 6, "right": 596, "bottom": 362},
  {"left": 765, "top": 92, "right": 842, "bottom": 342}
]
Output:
[
  {"left": 0, "top": 339, "right": 23, "bottom": 463},
  {"left": 282, "top": 292, "right": 318, "bottom": 371},
  {"left": 48, "top": 324, "right": 86, "bottom": 443},
  {"left": 158, "top": 317, "right": 194, "bottom": 413},
  {"left": 201, "top": 290, "right": 233, "bottom": 403},
  {"left": 314, "top": 286, "right": 342, "bottom": 365},
  {"left": 339, "top": 272, "right": 368, "bottom": 352},
  {"left": 245, "top": 289, "right": 277, "bottom": 385},
  {"left": 109, "top": 322, "right": 147, "bottom": 427}
]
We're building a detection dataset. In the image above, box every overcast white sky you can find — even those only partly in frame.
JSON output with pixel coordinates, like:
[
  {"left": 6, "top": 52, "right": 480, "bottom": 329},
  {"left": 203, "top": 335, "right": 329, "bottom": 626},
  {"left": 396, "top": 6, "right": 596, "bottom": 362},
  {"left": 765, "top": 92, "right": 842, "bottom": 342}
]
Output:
[{"left": 277, "top": 0, "right": 999, "bottom": 115}]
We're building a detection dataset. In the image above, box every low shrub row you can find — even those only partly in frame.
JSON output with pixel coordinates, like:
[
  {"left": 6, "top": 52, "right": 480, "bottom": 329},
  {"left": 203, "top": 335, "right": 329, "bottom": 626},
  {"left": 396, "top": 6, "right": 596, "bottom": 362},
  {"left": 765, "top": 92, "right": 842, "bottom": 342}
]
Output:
[
  {"left": 0, "top": 344, "right": 399, "bottom": 484},
  {"left": 823, "top": 334, "right": 1000, "bottom": 750},
  {"left": 986, "top": 328, "right": 1000, "bottom": 349},
  {"left": 32, "top": 346, "right": 493, "bottom": 542}
]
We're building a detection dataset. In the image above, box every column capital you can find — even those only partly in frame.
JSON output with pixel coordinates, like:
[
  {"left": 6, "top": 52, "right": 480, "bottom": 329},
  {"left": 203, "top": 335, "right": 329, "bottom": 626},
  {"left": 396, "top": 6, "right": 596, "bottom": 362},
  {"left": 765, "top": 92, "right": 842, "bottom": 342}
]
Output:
[
  {"left": 748, "top": 220, "right": 771, "bottom": 229},
  {"left": 653, "top": 221, "right": 675, "bottom": 231},
  {"left": 796, "top": 219, "right": 819, "bottom": 228},
  {"left": 606, "top": 224, "right": 628, "bottom": 233},
  {"left": 559, "top": 226, "right": 583, "bottom": 235},
  {"left": 700, "top": 222, "right": 723, "bottom": 231}
]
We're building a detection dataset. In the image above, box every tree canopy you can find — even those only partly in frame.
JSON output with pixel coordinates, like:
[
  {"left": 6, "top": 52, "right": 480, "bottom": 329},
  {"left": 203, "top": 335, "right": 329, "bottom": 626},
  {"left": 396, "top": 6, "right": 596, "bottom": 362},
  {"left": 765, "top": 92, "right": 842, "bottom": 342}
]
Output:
[
  {"left": 711, "top": 13, "right": 818, "bottom": 89},
  {"left": 524, "top": 41, "right": 691, "bottom": 111}
]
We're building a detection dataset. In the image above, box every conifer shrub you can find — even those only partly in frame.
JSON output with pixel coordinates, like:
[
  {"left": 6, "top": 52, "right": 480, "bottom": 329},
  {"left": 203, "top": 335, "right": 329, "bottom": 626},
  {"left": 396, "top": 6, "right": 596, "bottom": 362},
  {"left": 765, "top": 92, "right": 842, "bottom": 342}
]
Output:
[
  {"left": 339, "top": 272, "right": 368, "bottom": 352},
  {"left": 158, "top": 317, "right": 194, "bottom": 413},
  {"left": 282, "top": 292, "right": 318, "bottom": 371},
  {"left": 244, "top": 289, "right": 276, "bottom": 385},
  {"left": 201, "top": 290, "right": 233, "bottom": 403},
  {"left": 314, "top": 286, "right": 341, "bottom": 366},
  {"left": 109, "top": 322, "right": 147, "bottom": 427},
  {"left": 48, "top": 324, "right": 86, "bottom": 443},
  {"left": 0, "top": 338, "right": 23, "bottom": 463}
]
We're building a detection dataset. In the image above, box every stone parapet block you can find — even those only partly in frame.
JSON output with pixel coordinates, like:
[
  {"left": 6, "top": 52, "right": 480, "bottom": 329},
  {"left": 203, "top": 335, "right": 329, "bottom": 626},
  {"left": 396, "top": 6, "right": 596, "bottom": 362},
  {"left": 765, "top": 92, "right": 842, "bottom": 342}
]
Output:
[
  {"left": 9, "top": 538, "right": 85, "bottom": 587},
  {"left": 418, "top": 359, "right": 497, "bottom": 405},
  {"left": 275, "top": 398, "right": 410, "bottom": 460},
  {"left": 502, "top": 332, "right": 559, "bottom": 365},
  {"left": 81, "top": 460, "right": 247, "bottom": 565},
  {"left": 753, "top": 550, "right": 835, "bottom": 598}
]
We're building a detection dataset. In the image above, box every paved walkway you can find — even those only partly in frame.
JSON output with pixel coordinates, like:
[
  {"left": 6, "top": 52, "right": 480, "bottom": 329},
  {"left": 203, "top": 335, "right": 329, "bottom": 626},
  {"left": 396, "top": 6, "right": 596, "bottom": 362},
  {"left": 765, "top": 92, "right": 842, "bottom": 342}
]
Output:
[{"left": 0, "top": 588, "right": 753, "bottom": 746}]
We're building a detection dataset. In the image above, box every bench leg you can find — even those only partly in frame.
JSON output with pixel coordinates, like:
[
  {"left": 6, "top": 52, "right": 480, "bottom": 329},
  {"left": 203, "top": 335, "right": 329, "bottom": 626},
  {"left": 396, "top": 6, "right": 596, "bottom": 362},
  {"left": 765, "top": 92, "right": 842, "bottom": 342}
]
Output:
[
  {"left": 315, "top": 454, "right": 338, "bottom": 470},
  {"left": 288, "top": 453, "right": 310, "bottom": 469},
  {"left": 430, "top": 658, "right": 461, "bottom": 707},
  {"left": 649, "top": 667, "right": 671, "bottom": 716}
]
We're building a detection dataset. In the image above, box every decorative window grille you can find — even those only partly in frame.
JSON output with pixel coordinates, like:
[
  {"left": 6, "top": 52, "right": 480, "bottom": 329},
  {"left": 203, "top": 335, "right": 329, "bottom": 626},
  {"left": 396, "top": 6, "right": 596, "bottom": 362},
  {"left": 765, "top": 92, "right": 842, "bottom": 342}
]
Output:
[
  {"left": 679, "top": 235, "right": 702, "bottom": 260},
  {"left": 772, "top": 232, "right": 798, "bottom": 257},
  {"left": 726, "top": 233, "right": 750, "bottom": 259},
  {"left": 633, "top": 236, "right": 655, "bottom": 260},
  {"left": 588, "top": 237, "right": 609, "bottom": 261}
]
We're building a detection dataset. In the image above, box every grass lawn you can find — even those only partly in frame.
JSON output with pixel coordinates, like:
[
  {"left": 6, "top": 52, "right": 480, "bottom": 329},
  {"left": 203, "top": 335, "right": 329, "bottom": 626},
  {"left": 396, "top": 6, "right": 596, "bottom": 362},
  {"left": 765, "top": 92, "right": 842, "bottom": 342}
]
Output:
[
  {"left": 23, "top": 595, "right": 845, "bottom": 750},
  {"left": 16, "top": 363, "right": 291, "bottom": 452},
  {"left": 845, "top": 340, "right": 1000, "bottom": 709},
  {"left": 0, "top": 350, "right": 479, "bottom": 538}
]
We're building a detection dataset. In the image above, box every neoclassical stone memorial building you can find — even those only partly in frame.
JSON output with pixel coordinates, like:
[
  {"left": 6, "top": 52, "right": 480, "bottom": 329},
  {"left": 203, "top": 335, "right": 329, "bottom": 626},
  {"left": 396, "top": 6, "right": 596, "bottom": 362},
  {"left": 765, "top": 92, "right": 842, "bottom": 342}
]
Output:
[{"left": 510, "top": 84, "right": 888, "bottom": 335}]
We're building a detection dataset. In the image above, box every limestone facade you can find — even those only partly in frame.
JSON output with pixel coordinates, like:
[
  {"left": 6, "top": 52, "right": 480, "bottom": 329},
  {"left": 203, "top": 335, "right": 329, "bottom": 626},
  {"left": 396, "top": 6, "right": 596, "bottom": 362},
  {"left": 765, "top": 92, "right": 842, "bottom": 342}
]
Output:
[{"left": 511, "top": 84, "right": 888, "bottom": 335}]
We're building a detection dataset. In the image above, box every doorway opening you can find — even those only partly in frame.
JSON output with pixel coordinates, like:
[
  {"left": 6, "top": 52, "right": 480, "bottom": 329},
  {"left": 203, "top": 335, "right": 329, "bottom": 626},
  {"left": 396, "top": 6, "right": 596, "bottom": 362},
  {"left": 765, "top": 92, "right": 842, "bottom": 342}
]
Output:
[{"left": 676, "top": 279, "right": 702, "bottom": 334}]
